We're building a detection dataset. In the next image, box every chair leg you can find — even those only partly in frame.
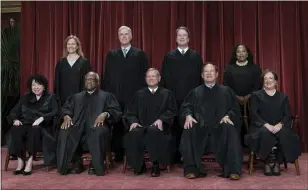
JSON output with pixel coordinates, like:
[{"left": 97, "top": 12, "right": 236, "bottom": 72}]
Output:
[
  {"left": 5, "top": 151, "right": 10, "bottom": 171},
  {"left": 284, "top": 161, "right": 288, "bottom": 169},
  {"left": 294, "top": 159, "right": 300, "bottom": 175},
  {"left": 167, "top": 165, "right": 170, "bottom": 173},
  {"left": 123, "top": 155, "right": 127, "bottom": 173},
  {"left": 105, "top": 153, "right": 110, "bottom": 174},
  {"left": 249, "top": 151, "right": 254, "bottom": 175}
]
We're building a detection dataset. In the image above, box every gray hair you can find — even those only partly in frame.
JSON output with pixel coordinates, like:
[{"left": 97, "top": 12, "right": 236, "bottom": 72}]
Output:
[
  {"left": 85, "top": 71, "right": 100, "bottom": 81},
  {"left": 118, "top": 26, "right": 132, "bottom": 34},
  {"left": 146, "top": 68, "right": 160, "bottom": 77}
]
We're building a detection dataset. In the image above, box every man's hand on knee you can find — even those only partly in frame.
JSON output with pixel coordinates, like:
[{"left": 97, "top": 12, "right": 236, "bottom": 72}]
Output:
[
  {"left": 220, "top": 116, "right": 234, "bottom": 125},
  {"left": 94, "top": 112, "right": 108, "bottom": 127},
  {"left": 61, "top": 115, "right": 73, "bottom": 129},
  {"left": 184, "top": 115, "right": 198, "bottom": 129}
]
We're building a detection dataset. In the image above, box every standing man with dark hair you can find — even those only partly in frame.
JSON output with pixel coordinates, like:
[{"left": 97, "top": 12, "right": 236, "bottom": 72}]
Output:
[
  {"left": 102, "top": 26, "right": 149, "bottom": 162},
  {"left": 161, "top": 26, "right": 203, "bottom": 163}
]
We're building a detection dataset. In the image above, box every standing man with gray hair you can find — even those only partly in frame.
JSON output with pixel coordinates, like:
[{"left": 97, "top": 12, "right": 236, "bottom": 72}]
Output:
[{"left": 101, "top": 26, "right": 149, "bottom": 162}]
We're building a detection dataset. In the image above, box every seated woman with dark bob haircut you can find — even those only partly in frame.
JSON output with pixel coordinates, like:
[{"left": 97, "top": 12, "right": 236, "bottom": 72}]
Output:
[
  {"left": 7, "top": 74, "right": 58, "bottom": 175},
  {"left": 245, "top": 69, "right": 301, "bottom": 176}
]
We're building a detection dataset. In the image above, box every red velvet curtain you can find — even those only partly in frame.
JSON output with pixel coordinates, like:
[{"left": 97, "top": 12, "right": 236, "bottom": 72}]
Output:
[{"left": 20, "top": 1, "right": 308, "bottom": 151}]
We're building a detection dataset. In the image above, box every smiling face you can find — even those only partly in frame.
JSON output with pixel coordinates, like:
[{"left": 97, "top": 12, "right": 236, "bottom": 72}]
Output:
[
  {"left": 85, "top": 73, "right": 99, "bottom": 91},
  {"left": 201, "top": 64, "right": 218, "bottom": 83},
  {"left": 263, "top": 72, "right": 277, "bottom": 90},
  {"left": 67, "top": 38, "right": 78, "bottom": 54},
  {"left": 118, "top": 27, "right": 132, "bottom": 46},
  {"left": 176, "top": 29, "right": 189, "bottom": 47},
  {"left": 236, "top": 45, "right": 248, "bottom": 63},
  {"left": 31, "top": 80, "right": 44, "bottom": 96},
  {"left": 146, "top": 70, "right": 161, "bottom": 87}
]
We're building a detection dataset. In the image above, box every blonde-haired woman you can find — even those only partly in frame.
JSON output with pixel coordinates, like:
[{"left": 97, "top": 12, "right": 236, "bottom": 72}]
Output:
[{"left": 54, "top": 35, "right": 92, "bottom": 106}]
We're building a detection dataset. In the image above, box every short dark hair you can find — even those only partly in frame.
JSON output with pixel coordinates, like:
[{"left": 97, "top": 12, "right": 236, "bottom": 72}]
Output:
[
  {"left": 201, "top": 62, "right": 218, "bottom": 73},
  {"left": 27, "top": 74, "right": 48, "bottom": 92},
  {"left": 176, "top": 26, "right": 190, "bottom": 37},
  {"left": 229, "top": 44, "right": 254, "bottom": 65},
  {"left": 261, "top": 69, "right": 278, "bottom": 84}
]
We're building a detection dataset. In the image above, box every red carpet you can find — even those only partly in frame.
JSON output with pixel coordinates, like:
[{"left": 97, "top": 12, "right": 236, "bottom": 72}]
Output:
[{"left": 1, "top": 148, "right": 307, "bottom": 189}]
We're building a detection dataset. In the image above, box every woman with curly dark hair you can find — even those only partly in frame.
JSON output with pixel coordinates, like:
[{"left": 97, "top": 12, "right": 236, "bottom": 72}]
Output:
[
  {"left": 7, "top": 74, "right": 58, "bottom": 175},
  {"left": 223, "top": 44, "right": 262, "bottom": 147}
]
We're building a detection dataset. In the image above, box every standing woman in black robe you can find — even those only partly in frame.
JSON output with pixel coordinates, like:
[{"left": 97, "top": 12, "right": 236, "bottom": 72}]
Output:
[
  {"left": 7, "top": 75, "right": 58, "bottom": 175},
  {"left": 54, "top": 35, "right": 92, "bottom": 106},
  {"left": 223, "top": 44, "right": 262, "bottom": 146},
  {"left": 245, "top": 70, "right": 301, "bottom": 176}
]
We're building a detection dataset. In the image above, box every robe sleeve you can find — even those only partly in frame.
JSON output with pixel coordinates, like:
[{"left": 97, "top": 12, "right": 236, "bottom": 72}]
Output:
[
  {"left": 250, "top": 93, "right": 267, "bottom": 127},
  {"left": 7, "top": 94, "right": 26, "bottom": 125},
  {"left": 59, "top": 96, "right": 75, "bottom": 119},
  {"left": 281, "top": 95, "right": 292, "bottom": 128},
  {"left": 225, "top": 88, "right": 242, "bottom": 127},
  {"left": 124, "top": 93, "right": 140, "bottom": 127},
  {"left": 104, "top": 93, "right": 122, "bottom": 125},
  {"left": 252, "top": 64, "right": 262, "bottom": 91},
  {"left": 158, "top": 92, "right": 177, "bottom": 126},
  {"left": 54, "top": 60, "right": 61, "bottom": 101},
  {"left": 41, "top": 94, "right": 58, "bottom": 123},
  {"left": 179, "top": 90, "right": 195, "bottom": 127},
  {"left": 138, "top": 50, "right": 149, "bottom": 87},
  {"left": 101, "top": 51, "right": 112, "bottom": 90}
]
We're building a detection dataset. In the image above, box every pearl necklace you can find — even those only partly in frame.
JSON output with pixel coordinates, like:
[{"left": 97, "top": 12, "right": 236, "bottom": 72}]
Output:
[{"left": 236, "top": 60, "right": 248, "bottom": 66}]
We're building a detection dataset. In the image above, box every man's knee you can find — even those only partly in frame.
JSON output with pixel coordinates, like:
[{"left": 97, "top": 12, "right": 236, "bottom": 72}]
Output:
[
  {"left": 92, "top": 125, "right": 109, "bottom": 136},
  {"left": 147, "top": 125, "right": 160, "bottom": 133},
  {"left": 220, "top": 123, "right": 237, "bottom": 133}
]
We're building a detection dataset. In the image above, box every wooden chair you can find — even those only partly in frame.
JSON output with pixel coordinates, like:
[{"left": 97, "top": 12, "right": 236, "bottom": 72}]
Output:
[
  {"left": 249, "top": 115, "right": 301, "bottom": 175},
  {"left": 122, "top": 117, "right": 171, "bottom": 173}
]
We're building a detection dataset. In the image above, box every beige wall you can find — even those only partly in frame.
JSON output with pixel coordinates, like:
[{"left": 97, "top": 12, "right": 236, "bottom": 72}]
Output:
[{"left": 1, "top": 1, "right": 21, "bottom": 13}]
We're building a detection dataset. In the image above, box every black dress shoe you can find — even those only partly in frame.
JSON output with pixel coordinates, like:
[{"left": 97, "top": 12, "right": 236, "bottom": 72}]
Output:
[
  {"left": 151, "top": 164, "right": 160, "bottom": 177},
  {"left": 23, "top": 170, "right": 32, "bottom": 176},
  {"left": 13, "top": 169, "right": 24, "bottom": 175},
  {"left": 264, "top": 164, "right": 272, "bottom": 176},
  {"left": 88, "top": 168, "right": 96, "bottom": 175},
  {"left": 88, "top": 162, "right": 96, "bottom": 175},
  {"left": 134, "top": 163, "right": 147, "bottom": 175},
  {"left": 272, "top": 163, "right": 281, "bottom": 176},
  {"left": 69, "top": 164, "right": 85, "bottom": 174}
]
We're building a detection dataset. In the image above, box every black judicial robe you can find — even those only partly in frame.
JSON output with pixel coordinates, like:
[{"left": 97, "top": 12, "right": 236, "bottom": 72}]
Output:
[
  {"left": 123, "top": 87, "right": 177, "bottom": 171},
  {"left": 54, "top": 56, "right": 92, "bottom": 106},
  {"left": 7, "top": 92, "right": 58, "bottom": 165},
  {"left": 161, "top": 48, "right": 203, "bottom": 107},
  {"left": 179, "top": 84, "right": 242, "bottom": 176},
  {"left": 245, "top": 89, "right": 301, "bottom": 162},
  {"left": 101, "top": 47, "right": 148, "bottom": 108},
  {"left": 56, "top": 90, "right": 122, "bottom": 175},
  {"left": 223, "top": 63, "right": 261, "bottom": 97}
]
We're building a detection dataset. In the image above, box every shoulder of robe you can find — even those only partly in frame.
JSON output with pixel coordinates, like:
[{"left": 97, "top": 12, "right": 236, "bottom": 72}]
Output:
[
  {"left": 252, "top": 89, "right": 264, "bottom": 98},
  {"left": 79, "top": 56, "right": 89, "bottom": 62},
  {"left": 166, "top": 49, "right": 178, "bottom": 56},
  {"left": 74, "top": 91, "right": 86, "bottom": 98}
]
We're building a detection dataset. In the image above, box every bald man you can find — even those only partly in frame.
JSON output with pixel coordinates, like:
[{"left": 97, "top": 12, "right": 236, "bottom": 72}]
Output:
[
  {"left": 101, "top": 26, "right": 149, "bottom": 162},
  {"left": 57, "top": 72, "right": 122, "bottom": 176}
]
